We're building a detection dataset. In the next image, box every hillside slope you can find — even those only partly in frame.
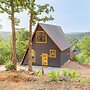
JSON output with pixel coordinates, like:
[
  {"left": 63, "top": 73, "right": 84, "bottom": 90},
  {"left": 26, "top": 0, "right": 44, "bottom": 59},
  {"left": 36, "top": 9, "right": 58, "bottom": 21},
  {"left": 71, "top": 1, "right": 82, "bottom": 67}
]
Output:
[
  {"left": 0, "top": 31, "right": 11, "bottom": 41},
  {"left": 65, "top": 32, "right": 90, "bottom": 46},
  {"left": 0, "top": 31, "right": 90, "bottom": 43}
]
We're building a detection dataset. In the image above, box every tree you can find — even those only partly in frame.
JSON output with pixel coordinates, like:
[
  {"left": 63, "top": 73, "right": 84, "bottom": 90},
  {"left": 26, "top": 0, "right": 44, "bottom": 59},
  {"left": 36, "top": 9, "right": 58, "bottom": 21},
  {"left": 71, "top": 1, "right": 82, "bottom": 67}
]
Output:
[
  {"left": 0, "top": 29, "right": 28, "bottom": 65},
  {"left": 10, "top": 0, "right": 17, "bottom": 70},
  {"left": 0, "top": 39, "right": 11, "bottom": 65},
  {"left": 0, "top": 0, "right": 22, "bottom": 70},
  {"left": 75, "top": 36, "right": 90, "bottom": 63},
  {"left": 21, "top": 0, "right": 54, "bottom": 71},
  {"left": 16, "top": 29, "right": 28, "bottom": 61},
  {"left": 77, "top": 37, "right": 90, "bottom": 55}
]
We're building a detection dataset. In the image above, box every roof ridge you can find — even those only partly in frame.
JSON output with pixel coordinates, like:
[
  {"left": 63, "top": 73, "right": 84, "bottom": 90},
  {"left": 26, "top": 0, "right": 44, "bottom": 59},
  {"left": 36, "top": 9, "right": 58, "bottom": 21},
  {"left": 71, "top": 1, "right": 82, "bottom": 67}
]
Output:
[{"left": 39, "top": 23, "right": 61, "bottom": 27}]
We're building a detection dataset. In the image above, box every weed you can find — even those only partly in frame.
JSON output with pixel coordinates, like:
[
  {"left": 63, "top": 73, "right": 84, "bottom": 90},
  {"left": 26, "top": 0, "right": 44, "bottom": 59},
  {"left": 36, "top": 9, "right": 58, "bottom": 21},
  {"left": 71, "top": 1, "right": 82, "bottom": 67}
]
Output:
[
  {"left": 37, "top": 70, "right": 43, "bottom": 77},
  {"left": 62, "top": 70, "right": 79, "bottom": 78},
  {"left": 62, "top": 69, "right": 68, "bottom": 77},
  {"left": 48, "top": 70, "right": 60, "bottom": 81},
  {"left": 5, "top": 61, "right": 14, "bottom": 71}
]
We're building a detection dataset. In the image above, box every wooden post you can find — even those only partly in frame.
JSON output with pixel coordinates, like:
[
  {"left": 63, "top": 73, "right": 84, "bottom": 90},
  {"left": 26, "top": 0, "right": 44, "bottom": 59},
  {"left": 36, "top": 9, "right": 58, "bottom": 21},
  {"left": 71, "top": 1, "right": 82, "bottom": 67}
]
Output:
[{"left": 42, "top": 66, "right": 44, "bottom": 75}]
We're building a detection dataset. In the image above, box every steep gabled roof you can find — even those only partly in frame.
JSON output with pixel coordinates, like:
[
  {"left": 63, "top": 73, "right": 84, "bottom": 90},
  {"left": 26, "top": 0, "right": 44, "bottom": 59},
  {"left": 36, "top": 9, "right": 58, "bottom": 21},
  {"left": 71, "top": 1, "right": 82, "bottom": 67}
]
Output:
[{"left": 34, "top": 23, "right": 70, "bottom": 51}]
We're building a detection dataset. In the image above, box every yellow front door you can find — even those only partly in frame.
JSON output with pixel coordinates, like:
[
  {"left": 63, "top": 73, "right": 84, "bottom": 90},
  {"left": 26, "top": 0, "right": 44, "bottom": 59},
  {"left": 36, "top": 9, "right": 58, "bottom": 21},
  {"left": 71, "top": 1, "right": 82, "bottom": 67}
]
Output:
[{"left": 42, "top": 54, "right": 48, "bottom": 66}]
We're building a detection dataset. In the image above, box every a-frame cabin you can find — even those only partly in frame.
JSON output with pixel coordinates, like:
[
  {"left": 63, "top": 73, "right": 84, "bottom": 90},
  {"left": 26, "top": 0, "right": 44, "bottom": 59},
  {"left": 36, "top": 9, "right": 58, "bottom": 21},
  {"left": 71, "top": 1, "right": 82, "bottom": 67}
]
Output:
[{"left": 21, "top": 23, "right": 70, "bottom": 67}]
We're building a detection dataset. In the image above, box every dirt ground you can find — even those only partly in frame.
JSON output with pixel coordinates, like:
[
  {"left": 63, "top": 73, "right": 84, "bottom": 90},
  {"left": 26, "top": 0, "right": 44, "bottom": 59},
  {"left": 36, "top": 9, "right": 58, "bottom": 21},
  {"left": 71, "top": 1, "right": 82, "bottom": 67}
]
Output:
[
  {"left": 0, "top": 61, "right": 90, "bottom": 90},
  {"left": 0, "top": 71, "right": 90, "bottom": 90},
  {"left": 62, "top": 61, "right": 90, "bottom": 77}
]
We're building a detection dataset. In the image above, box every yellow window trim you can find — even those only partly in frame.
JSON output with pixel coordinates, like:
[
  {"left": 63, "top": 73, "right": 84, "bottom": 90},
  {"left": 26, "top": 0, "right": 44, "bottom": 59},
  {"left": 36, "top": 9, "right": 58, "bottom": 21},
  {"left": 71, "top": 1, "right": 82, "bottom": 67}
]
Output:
[
  {"left": 32, "top": 49, "right": 36, "bottom": 62},
  {"left": 50, "top": 50, "right": 56, "bottom": 58},
  {"left": 36, "top": 31, "right": 47, "bottom": 43}
]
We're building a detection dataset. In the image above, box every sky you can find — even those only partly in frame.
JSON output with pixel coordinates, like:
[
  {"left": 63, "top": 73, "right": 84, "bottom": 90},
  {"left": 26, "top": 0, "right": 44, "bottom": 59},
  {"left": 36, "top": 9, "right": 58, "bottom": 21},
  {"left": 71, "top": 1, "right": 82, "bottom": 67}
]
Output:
[{"left": 0, "top": 0, "right": 90, "bottom": 33}]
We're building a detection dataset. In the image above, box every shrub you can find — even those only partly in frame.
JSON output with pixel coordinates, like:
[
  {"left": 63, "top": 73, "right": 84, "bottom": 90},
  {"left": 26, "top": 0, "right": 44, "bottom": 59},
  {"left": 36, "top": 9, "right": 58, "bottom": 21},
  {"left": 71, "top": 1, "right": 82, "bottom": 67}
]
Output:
[
  {"left": 37, "top": 70, "right": 43, "bottom": 77},
  {"left": 0, "top": 40, "right": 12, "bottom": 65},
  {"left": 48, "top": 70, "right": 60, "bottom": 81},
  {"left": 16, "top": 29, "right": 28, "bottom": 62},
  {"left": 62, "top": 70, "right": 79, "bottom": 78},
  {"left": 5, "top": 61, "right": 14, "bottom": 71},
  {"left": 62, "top": 69, "right": 68, "bottom": 76},
  {"left": 74, "top": 36, "right": 90, "bottom": 64},
  {"left": 75, "top": 53, "right": 88, "bottom": 63},
  {"left": 55, "top": 70, "right": 60, "bottom": 76},
  {"left": 70, "top": 70, "right": 79, "bottom": 78},
  {"left": 67, "top": 71, "right": 72, "bottom": 77}
]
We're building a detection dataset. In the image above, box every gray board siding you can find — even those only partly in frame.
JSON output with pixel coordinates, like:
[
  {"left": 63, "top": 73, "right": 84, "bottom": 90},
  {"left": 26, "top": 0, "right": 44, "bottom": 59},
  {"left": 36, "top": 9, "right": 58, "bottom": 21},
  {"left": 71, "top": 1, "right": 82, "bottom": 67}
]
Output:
[
  {"left": 60, "top": 49, "right": 70, "bottom": 66},
  {"left": 32, "top": 25, "right": 61, "bottom": 67}
]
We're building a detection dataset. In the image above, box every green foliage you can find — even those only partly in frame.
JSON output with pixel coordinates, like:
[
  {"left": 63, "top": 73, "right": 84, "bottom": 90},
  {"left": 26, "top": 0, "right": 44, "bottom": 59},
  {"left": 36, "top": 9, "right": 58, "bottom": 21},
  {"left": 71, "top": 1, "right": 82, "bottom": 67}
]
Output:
[
  {"left": 0, "top": 0, "right": 22, "bottom": 26},
  {"left": 62, "top": 70, "right": 79, "bottom": 78},
  {"left": 37, "top": 70, "right": 43, "bottom": 77},
  {"left": 62, "top": 69, "right": 68, "bottom": 76},
  {"left": 75, "top": 36, "right": 90, "bottom": 64},
  {"left": 20, "top": 0, "right": 54, "bottom": 25},
  {"left": 0, "top": 40, "right": 11, "bottom": 64},
  {"left": 16, "top": 29, "right": 28, "bottom": 61},
  {"left": 5, "top": 61, "right": 14, "bottom": 71},
  {"left": 48, "top": 71, "right": 60, "bottom": 81},
  {"left": 66, "top": 32, "right": 90, "bottom": 46},
  {"left": 0, "top": 29, "right": 28, "bottom": 64},
  {"left": 68, "top": 70, "right": 79, "bottom": 78}
]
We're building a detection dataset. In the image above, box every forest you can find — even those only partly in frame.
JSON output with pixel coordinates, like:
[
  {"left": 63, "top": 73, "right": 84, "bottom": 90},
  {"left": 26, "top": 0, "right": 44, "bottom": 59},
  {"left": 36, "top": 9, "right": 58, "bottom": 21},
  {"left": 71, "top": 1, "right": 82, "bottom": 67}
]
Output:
[{"left": 66, "top": 32, "right": 90, "bottom": 64}]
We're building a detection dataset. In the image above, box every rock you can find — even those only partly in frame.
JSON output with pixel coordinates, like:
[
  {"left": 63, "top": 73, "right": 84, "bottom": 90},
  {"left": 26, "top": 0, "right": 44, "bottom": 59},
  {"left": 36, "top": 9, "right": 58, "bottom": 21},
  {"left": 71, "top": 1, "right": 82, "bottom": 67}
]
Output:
[{"left": 29, "top": 72, "right": 34, "bottom": 75}]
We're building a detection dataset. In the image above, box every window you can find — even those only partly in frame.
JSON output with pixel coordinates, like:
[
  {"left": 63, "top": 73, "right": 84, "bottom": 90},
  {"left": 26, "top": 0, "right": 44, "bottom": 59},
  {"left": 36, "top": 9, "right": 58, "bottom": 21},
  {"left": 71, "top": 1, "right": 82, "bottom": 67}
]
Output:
[
  {"left": 36, "top": 31, "right": 47, "bottom": 43},
  {"left": 50, "top": 50, "right": 56, "bottom": 58},
  {"left": 32, "top": 50, "right": 36, "bottom": 62}
]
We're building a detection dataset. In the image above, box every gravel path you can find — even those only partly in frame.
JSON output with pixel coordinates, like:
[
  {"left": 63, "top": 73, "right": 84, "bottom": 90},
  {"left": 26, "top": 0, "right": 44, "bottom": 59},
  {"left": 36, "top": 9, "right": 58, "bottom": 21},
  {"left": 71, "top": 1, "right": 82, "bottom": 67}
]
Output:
[
  {"left": 0, "top": 65, "right": 6, "bottom": 71},
  {"left": 0, "top": 65, "right": 69, "bottom": 73},
  {"left": 17, "top": 65, "right": 70, "bottom": 73}
]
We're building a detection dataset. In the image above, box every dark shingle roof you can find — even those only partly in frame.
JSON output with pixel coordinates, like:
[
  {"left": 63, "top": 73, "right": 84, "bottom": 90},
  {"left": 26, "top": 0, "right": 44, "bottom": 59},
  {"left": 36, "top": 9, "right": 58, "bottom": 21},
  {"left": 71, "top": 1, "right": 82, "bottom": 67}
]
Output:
[{"left": 38, "top": 23, "right": 70, "bottom": 51}]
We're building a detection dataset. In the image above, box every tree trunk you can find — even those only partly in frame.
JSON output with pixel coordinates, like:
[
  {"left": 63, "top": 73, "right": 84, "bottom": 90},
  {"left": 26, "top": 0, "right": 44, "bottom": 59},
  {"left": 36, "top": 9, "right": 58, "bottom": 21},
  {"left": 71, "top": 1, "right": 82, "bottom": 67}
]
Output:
[
  {"left": 28, "top": 14, "right": 32, "bottom": 71},
  {"left": 10, "top": 0, "right": 17, "bottom": 70}
]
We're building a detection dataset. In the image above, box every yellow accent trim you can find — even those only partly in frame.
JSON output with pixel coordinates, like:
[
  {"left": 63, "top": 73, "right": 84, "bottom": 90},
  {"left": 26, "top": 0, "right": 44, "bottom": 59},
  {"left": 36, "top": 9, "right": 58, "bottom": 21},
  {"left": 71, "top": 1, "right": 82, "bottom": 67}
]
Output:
[
  {"left": 50, "top": 50, "right": 56, "bottom": 58},
  {"left": 36, "top": 31, "right": 47, "bottom": 43},
  {"left": 42, "top": 54, "right": 48, "bottom": 66},
  {"left": 32, "top": 49, "right": 36, "bottom": 62}
]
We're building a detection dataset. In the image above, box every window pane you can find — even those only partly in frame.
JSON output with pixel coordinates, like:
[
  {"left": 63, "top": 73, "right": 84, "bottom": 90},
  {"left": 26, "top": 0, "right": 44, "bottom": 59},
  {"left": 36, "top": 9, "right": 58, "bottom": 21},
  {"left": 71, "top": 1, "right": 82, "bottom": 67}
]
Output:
[
  {"left": 36, "top": 31, "right": 47, "bottom": 43},
  {"left": 50, "top": 50, "right": 56, "bottom": 58}
]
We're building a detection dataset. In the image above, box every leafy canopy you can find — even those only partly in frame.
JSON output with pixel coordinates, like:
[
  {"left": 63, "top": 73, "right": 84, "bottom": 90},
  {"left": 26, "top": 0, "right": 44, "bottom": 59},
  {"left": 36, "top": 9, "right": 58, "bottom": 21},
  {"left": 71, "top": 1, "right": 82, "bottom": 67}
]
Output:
[
  {"left": 0, "top": 29, "right": 28, "bottom": 64},
  {"left": 16, "top": 29, "right": 28, "bottom": 61},
  {"left": 0, "top": 0, "right": 22, "bottom": 14},
  {"left": 0, "top": 0, "right": 23, "bottom": 26},
  {"left": 20, "top": 0, "right": 54, "bottom": 25},
  {"left": 77, "top": 37, "right": 90, "bottom": 55},
  {"left": 0, "top": 40, "right": 11, "bottom": 64},
  {"left": 75, "top": 36, "right": 90, "bottom": 64}
]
